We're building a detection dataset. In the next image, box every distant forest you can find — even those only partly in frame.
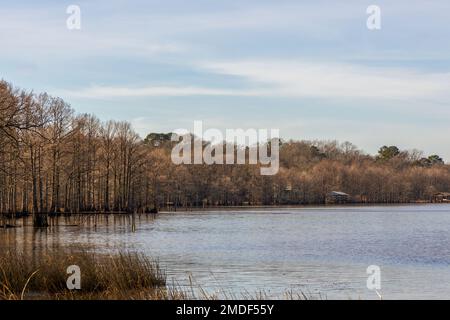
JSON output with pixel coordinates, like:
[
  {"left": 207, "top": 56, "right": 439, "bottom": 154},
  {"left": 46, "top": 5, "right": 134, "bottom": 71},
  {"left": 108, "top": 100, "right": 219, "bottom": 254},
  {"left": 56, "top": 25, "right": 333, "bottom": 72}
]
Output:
[{"left": 1, "top": 81, "right": 450, "bottom": 226}]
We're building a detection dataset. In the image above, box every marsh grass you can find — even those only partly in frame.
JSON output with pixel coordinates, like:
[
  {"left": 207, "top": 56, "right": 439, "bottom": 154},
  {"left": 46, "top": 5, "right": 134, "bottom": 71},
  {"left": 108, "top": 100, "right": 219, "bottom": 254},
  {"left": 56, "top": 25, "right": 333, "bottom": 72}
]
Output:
[{"left": 0, "top": 247, "right": 176, "bottom": 300}]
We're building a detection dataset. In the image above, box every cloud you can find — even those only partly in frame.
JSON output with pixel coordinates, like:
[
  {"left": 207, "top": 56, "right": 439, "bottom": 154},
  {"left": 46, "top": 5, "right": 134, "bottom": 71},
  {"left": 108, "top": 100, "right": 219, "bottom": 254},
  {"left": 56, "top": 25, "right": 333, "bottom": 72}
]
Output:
[
  {"left": 0, "top": 7, "right": 185, "bottom": 59},
  {"left": 58, "top": 85, "right": 261, "bottom": 99},
  {"left": 60, "top": 60, "right": 450, "bottom": 103},
  {"left": 199, "top": 60, "right": 450, "bottom": 101}
]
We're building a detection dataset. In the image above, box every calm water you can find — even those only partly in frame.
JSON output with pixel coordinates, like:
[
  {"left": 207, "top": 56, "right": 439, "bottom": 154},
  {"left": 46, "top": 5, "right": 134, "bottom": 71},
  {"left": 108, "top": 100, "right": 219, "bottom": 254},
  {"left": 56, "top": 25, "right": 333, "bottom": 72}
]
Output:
[{"left": 2, "top": 204, "right": 450, "bottom": 299}]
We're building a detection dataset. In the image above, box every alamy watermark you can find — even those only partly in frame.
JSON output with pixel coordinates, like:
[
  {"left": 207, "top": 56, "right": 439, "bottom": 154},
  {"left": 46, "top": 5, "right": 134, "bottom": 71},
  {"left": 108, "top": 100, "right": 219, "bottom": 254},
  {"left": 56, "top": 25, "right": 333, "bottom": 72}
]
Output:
[
  {"left": 170, "top": 121, "right": 280, "bottom": 175},
  {"left": 366, "top": 265, "right": 382, "bottom": 299},
  {"left": 67, "top": 265, "right": 81, "bottom": 290},
  {"left": 64, "top": 5, "right": 380, "bottom": 31},
  {"left": 66, "top": 5, "right": 81, "bottom": 30},
  {"left": 367, "top": 5, "right": 381, "bottom": 30}
]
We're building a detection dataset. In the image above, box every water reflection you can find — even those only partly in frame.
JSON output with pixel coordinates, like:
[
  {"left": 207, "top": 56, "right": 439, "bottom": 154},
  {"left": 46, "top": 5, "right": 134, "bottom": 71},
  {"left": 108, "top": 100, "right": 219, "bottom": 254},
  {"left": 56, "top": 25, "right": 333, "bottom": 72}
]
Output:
[{"left": 0, "top": 214, "right": 155, "bottom": 253}]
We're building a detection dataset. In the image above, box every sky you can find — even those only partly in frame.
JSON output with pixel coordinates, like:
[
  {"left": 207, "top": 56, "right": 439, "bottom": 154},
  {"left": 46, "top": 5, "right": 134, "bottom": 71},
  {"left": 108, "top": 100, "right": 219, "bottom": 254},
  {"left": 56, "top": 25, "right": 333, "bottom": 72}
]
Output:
[{"left": 1, "top": 0, "right": 450, "bottom": 160}]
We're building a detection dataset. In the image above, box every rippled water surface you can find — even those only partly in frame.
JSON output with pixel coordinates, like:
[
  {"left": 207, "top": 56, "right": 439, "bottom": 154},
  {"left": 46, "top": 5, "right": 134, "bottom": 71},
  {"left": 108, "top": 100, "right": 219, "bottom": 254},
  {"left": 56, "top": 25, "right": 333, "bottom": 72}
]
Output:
[{"left": 2, "top": 204, "right": 450, "bottom": 299}]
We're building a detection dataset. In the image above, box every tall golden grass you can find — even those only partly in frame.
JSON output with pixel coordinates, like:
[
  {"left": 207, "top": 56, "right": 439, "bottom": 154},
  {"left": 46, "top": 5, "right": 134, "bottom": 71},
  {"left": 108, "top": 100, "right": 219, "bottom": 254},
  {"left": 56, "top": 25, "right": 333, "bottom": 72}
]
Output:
[{"left": 0, "top": 247, "right": 184, "bottom": 300}]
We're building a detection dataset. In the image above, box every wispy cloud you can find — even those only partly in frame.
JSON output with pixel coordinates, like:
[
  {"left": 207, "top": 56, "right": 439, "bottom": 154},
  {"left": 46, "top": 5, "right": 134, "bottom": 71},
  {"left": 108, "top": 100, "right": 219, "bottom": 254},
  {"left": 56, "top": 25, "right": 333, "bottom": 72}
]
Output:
[
  {"left": 200, "top": 60, "right": 450, "bottom": 101},
  {"left": 61, "top": 60, "right": 450, "bottom": 102},
  {"left": 0, "top": 7, "right": 185, "bottom": 59},
  {"left": 58, "top": 85, "right": 260, "bottom": 99}
]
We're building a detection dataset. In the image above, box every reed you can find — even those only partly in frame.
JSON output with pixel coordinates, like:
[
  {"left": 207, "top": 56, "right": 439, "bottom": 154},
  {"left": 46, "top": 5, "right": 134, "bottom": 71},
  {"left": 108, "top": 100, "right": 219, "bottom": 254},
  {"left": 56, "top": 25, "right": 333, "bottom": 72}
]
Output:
[{"left": 0, "top": 247, "right": 169, "bottom": 300}]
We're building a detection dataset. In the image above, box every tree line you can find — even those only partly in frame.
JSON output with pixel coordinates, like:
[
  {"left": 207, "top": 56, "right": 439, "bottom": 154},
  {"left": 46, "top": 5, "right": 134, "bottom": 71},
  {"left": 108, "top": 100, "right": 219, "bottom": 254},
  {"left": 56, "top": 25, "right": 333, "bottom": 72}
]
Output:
[{"left": 1, "top": 81, "right": 449, "bottom": 226}]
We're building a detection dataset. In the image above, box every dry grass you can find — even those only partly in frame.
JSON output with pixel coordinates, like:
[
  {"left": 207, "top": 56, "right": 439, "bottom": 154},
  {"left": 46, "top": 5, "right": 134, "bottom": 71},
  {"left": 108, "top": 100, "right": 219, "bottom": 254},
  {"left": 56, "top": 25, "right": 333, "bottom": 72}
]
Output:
[{"left": 0, "top": 247, "right": 182, "bottom": 300}]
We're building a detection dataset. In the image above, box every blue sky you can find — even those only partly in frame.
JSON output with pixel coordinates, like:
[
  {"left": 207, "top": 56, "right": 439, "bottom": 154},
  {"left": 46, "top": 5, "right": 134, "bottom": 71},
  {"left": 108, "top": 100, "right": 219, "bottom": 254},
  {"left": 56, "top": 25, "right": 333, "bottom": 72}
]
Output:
[{"left": 1, "top": 0, "right": 450, "bottom": 160}]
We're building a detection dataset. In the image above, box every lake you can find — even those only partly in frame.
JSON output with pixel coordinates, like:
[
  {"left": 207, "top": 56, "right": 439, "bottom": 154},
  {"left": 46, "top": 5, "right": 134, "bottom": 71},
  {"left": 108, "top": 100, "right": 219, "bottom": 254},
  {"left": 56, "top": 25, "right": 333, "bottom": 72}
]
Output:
[{"left": 1, "top": 204, "right": 450, "bottom": 299}]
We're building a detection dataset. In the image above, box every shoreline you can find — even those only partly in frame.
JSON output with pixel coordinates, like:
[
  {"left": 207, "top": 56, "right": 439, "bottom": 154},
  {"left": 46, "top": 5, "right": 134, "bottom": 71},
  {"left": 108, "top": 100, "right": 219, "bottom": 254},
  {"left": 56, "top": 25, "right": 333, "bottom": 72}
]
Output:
[
  {"left": 1, "top": 202, "right": 449, "bottom": 218},
  {"left": 157, "top": 202, "right": 450, "bottom": 214}
]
